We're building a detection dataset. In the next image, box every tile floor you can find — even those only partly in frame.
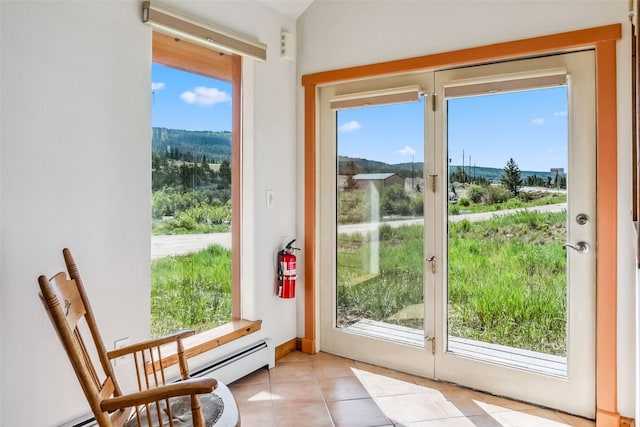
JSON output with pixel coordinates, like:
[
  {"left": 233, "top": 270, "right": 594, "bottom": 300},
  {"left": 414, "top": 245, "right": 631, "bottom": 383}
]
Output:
[{"left": 229, "top": 351, "right": 595, "bottom": 427}]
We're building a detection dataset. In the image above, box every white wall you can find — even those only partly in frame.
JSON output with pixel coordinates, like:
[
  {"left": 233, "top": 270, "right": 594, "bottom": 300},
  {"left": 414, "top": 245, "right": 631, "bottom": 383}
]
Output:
[
  {"left": 297, "top": 0, "right": 635, "bottom": 418},
  {"left": 0, "top": 0, "right": 298, "bottom": 425}
]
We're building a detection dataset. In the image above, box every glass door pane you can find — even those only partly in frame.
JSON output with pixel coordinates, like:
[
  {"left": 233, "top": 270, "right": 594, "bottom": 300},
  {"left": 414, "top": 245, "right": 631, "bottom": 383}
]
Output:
[
  {"left": 446, "top": 86, "right": 570, "bottom": 370},
  {"left": 335, "top": 100, "right": 425, "bottom": 346}
]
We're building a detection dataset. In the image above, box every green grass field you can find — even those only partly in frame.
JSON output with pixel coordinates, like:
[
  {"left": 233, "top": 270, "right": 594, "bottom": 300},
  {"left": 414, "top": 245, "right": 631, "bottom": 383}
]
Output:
[
  {"left": 337, "top": 210, "right": 567, "bottom": 356},
  {"left": 150, "top": 199, "right": 568, "bottom": 356},
  {"left": 151, "top": 245, "right": 232, "bottom": 337}
]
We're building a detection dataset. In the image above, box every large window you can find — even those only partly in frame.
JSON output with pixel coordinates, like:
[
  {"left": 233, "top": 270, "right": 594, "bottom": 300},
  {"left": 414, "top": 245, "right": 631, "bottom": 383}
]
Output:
[{"left": 150, "top": 32, "right": 241, "bottom": 337}]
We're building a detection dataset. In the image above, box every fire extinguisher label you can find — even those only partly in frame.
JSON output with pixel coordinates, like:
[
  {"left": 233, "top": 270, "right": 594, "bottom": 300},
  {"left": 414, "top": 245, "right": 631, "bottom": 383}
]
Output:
[{"left": 280, "top": 261, "right": 296, "bottom": 275}]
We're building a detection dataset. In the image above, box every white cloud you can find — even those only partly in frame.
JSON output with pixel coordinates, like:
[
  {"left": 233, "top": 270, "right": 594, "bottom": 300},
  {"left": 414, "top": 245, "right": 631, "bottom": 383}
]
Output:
[
  {"left": 180, "top": 86, "right": 231, "bottom": 106},
  {"left": 554, "top": 111, "right": 568, "bottom": 116},
  {"left": 398, "top": 146, "right": 416, "bottom": 156},
  {"left": 531, "top": 117, "right": 545, "bottom": 125},
  {"left": 151, "top": 82, "right": 165, "bottom": 91},
  {"left": 339, "top": 121, "right": 362, "bottom": 132}
]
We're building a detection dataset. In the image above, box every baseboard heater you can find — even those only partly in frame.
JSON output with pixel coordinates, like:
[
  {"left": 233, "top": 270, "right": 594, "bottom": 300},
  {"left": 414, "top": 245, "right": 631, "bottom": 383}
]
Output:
[
  {"left": 60, "top": 338, "right": 275, "bottom": 427},
  {"left": 191, "top": 338, "right": 275, "bottom": 385}
]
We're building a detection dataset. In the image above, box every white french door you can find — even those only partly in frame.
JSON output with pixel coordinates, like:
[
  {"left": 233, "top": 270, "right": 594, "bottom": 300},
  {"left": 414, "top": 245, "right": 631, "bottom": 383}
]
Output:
[
  {"left": 318, "top": 73, "right": 436, "bottom": 378},
  {"left": 433, "top": 51, "right": 596, "bottom": 417},
  {"left": 318, "top": 50, "right": 596, "bottom": 418}
]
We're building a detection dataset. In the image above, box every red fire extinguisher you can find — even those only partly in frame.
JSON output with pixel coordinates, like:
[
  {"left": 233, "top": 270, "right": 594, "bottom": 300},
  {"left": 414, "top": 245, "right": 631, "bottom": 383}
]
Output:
[{"left": 278, "top": 239, "right": 300, "bottom": 298}]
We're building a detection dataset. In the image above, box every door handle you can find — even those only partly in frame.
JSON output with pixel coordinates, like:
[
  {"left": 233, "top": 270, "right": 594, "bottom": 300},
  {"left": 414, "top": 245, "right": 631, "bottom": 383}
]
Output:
[{"left": 562, "top": 241, "right": 590, "bottom": 254}]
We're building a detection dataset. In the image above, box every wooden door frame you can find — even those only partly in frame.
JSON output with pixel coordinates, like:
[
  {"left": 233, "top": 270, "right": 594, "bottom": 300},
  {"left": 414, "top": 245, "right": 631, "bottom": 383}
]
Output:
[{"left": 301, "top": 24, "right": 622, "bottom": 426}]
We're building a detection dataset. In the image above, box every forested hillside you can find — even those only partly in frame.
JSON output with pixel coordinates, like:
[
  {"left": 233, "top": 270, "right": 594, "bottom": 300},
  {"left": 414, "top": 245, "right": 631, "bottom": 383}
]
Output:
[{"left": 152, "top": 127, "right": 231, "bottom": 163}]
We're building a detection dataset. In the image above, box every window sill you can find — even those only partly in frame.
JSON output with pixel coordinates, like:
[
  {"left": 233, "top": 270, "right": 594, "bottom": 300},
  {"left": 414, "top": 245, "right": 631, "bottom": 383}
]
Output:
[{"left": 148, "top": 318, "right": 262, "bottom": 373}]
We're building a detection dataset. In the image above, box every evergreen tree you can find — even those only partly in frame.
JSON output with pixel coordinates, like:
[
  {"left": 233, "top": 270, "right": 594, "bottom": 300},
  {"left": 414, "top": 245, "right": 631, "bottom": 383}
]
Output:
[
  {"left": 218, "top": 160, "right": 231, "bottom": 188},
  {"left": 501, "top": 158, "right": 523, "bottom": 196}
]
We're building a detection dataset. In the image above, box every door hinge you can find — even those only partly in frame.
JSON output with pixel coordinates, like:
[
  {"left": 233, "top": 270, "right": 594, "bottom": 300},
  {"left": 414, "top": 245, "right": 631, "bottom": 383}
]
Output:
[
  {"left": 428, "top": 174, "right": 438, "bottom": 192},
  {"left": 426, "top": 336, "right": 436, "bottom": 355}
]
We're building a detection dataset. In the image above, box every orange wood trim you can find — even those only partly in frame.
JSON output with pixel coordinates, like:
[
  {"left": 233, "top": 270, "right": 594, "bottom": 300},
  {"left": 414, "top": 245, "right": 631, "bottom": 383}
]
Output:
[
  {"left": 634, "top": 0, "right": 640, "bottom": 267},
  {"left": 303, "top": 83, "right": 317, "bottom": 354},
  {"left": 153, "top": 32, "right": 233, "bottom": 82},
  {"left": 231, "top": 55, "right": 242, "bottom": 318},
  {"left": 274, "top": 338, "right": 298, "bottom": 360},
  {"left": 145, "top": 319, "right": 262, "bottom": 373},
  {"left": 599, "top": 410, "right": 623, "bottom": 427},
  {"left": 621, "top": 416, "right": 636, "bottom": 427},
  {"left": 302, "top": 24, "right": 622, "bottom": 422},
  {"left": 595, "top": 39, "right": 620, "bottom": 427},
  {"left": 633, "top": 26, "right": 638, "bottom": 224},
  {"left": 301, "top": 24, "right": 621, "bottom": 87}
]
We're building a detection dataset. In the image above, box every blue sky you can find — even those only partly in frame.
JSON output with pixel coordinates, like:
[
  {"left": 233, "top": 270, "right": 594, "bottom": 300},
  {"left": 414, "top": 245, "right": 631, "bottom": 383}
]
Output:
[
  {"left": 151, "top": 63, "right": 232, "bottom": 132},
  {"left": 152, "top": 63, "right": 568, "bottom": 173},
  {"left": 338, "top": 86, "right": 568, "bottom": 172}
]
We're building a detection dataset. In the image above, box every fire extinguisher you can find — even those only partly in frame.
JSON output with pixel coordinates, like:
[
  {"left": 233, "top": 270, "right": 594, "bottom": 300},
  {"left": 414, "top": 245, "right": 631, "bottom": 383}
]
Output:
[{"left": 278, "top": 239, "right": 300, "bottom": 298}]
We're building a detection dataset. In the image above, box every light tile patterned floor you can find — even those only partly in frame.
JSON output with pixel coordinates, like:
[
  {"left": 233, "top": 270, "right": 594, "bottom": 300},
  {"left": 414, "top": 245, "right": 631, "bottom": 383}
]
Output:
[{"left": 229, "top": 351, "right": 595, "bottom": 427}]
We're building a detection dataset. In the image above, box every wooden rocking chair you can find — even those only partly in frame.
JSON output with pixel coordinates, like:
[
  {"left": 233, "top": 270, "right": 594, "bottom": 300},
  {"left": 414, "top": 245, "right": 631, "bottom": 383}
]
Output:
[{"left": 37, "top": 248, "right": 240, "bottom": 427}]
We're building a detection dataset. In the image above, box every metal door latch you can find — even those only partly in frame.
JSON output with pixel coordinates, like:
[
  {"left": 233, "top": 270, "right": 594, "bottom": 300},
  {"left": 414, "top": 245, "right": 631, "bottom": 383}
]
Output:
[{"left": 426, "top": 256, "right": 436, "bottom": 273}]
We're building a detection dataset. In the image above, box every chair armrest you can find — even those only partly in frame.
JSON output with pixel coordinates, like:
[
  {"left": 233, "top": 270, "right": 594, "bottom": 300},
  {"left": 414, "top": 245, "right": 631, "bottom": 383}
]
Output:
[
  {"left": 107, "top": 330, "right": 195, "bottom": 359},
  {"left": 100, "top": 377, "right": 217, "bottom": 413}
]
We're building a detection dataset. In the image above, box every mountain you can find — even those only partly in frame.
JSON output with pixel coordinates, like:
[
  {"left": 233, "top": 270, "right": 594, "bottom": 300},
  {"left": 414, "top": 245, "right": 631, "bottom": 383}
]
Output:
[
  {"left": 338, "top": 155, "right": 555, "bottom": 181},
  {"left": 152, "top": 127, "right": 231, "bottom": 163},
  {"left": 338, "top": 156, "right": 424, "bottom": 176}
]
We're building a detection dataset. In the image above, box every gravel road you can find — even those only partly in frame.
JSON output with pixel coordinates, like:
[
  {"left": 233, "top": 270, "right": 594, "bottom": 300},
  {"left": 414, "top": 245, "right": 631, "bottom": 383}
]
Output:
[{"left": 151, "top": 203, "right": 567, "bottom": 258}]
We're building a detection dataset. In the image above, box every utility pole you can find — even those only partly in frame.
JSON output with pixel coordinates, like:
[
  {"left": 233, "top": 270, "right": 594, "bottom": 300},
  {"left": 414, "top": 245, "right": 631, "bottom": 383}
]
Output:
[{"left": 462, "top": 149, "right": 465, "bottom": 183}]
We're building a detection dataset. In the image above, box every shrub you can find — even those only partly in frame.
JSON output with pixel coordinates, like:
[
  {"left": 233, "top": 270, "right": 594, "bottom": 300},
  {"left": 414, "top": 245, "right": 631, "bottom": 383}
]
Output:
[
  {"left": 153, "top": 202, "right": 232, "bottom": 235},
  {"left": 379, "top": 224, "right": 394, "bottom": 241},
  {"left": 502, "top": 198, "right": 525, "bottom": 210},
  {"left": 518, "top": 191, "right": 545, "bottom": 202},
  {"left": 152, "top": 187, "right": 213, "bottom": 219},
  {"left": 381, "top": 184, "right": 411, "bottom": 216},
  {"left": 467, "top": 184, "right": 511, "bottom": 205},
  {"left": 467, "top": 184, "right": 485, "bottom": 204},
  {"left": 458, "top": 197, "right": 470, "bottom": 207},
  {"left": 485, "top": 185, "right": 512, "bottom": 204},
  {"left": 410, "top": 193, "right": 424, "bottom": 216},
  {"left": 338, "top": 189, "right": 370, "bottom": 224}
]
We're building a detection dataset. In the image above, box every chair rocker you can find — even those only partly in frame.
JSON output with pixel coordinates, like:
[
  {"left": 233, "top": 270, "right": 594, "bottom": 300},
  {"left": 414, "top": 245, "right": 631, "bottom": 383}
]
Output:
[{"left": 37, "top": 248, "right": 240, "bottom": 427}]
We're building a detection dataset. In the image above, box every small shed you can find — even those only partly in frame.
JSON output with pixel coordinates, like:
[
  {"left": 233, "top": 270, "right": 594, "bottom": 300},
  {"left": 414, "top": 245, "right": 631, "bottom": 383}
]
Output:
[{"left": 353, "top": 173, "right": 404, "bottom": 193}]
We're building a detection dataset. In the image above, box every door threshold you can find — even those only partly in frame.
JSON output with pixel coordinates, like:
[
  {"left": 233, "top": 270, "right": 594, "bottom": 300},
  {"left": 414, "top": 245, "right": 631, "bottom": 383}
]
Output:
[
  {"left": 341, "top": 318, "right": 424, "bottom": 348},
  {"left": 341, "top": 320, "right": 567, "bottom": 378},
  {"left": 448, "top": 336, "right": 567, "bottom": 378}
]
